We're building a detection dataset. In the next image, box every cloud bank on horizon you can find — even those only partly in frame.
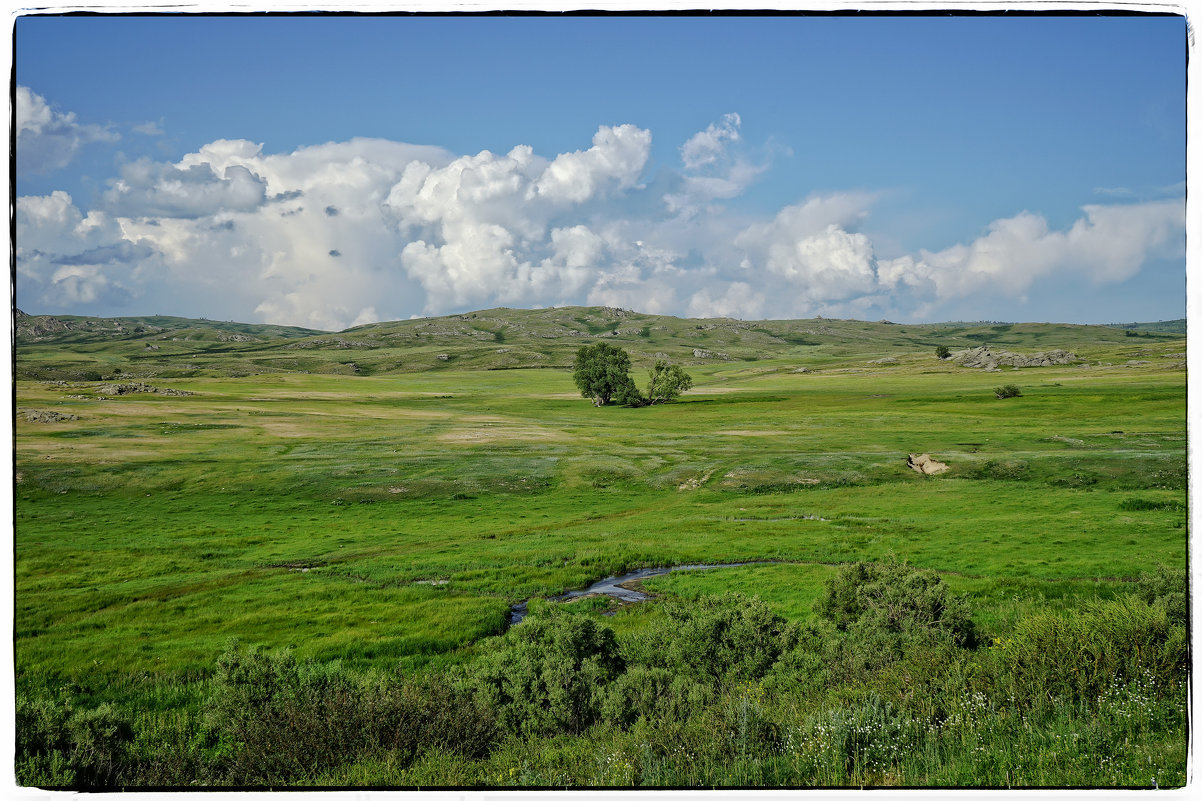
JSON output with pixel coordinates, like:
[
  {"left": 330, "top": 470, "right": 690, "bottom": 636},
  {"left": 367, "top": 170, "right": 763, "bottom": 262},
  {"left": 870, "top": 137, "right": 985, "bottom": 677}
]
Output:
[{"left": 16, "top": 85, "right": 1185, "bottom": 331}]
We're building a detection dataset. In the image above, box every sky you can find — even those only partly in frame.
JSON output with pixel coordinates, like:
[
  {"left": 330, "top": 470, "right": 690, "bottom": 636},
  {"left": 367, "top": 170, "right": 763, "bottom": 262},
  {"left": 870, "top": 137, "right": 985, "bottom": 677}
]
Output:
[{"left": 13, "top": 11, "right": 1188, "bottom": 331}]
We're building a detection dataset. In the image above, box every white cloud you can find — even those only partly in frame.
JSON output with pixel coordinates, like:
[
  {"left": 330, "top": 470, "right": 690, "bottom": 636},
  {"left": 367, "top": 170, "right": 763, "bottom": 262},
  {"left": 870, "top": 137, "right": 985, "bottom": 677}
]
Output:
[
  {"left": 103, "top": 159, "right": 269, "bottom": 219},
  {"left": 133, "top": 120, "right": 165, "bottom": 136},
  {"left": 15, "top": 191, "right": 145, "bottom": 310},
  {"left": 681, "top": 112, "right": 741, "bottom": 171},
  {"left": 879, "top": 200, "right": 1185, "bottom": 303},
  {"left": 14, "top": 114, "right": 1185, "bottom": 328},
  {"left": 734, "top": 194, "right": 880, "bottom": 306},
  {"left": 387, "top": 126, "right": 654, "bottom": 315},
  {"left": 16, "top": 86, "right": 118, "bottom": 173},
  {"left": 531, "top": 124, "right": 651, "bottom": 204},
  {"left": 687, "top": 281, "right": 765, "bottom": 319},
  {"left": 666, "top": 113, "right": 767, "bottom": 217}
]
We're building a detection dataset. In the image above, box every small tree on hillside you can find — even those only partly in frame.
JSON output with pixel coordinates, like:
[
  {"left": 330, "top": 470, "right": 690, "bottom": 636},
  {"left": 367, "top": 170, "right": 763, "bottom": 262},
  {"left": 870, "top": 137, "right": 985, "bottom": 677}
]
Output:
[
  {"left": 935, "top": 345, "right": 951, "bottom": 360},
  {"left": 645, "top": 360, "right": 693, "bottom": 405},
  {"left": 572, "top": 342, "right": 641, "bottom": 406}
]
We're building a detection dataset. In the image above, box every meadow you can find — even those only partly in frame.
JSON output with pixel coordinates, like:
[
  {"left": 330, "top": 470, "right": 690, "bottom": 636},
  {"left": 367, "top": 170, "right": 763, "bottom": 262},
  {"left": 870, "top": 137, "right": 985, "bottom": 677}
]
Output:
[{"left": 11, "top": 307, "right": 1189, "bottom": 787}]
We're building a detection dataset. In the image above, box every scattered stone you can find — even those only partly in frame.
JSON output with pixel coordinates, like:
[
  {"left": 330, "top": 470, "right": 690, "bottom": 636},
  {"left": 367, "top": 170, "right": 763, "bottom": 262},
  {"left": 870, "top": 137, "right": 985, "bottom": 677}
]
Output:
[
  {"left": 22, "top": 410, "right": 78, "bottom": 423},
  {"left": 95, "top": 382, "right": 194, "bottom": 397},
  {"left": 677, "top": 470, "right": 714, "bottom": 491},
  {"left": 793, "top": 366, "right": 812, "bottom": 373},
  {"left": 436, "top": 354, "right": 450, "bottom": 361},
  {"left": 868, "top": 357, "right": 898, "bottom": 365},
  {"left": 1126, "top": 360, "right": 1150, "bottom": 366},
  {"left": 144, "top": 344, "right": 160, "bottom": 351},
  {"left": 907, "top": 453, "right": 949, "bottom": 475},
  {"left": 286, "top": 337, "right": 377, "bottom": 350},
  {"left": 692, "top": 348, "right": 729, "bottom": 359}
]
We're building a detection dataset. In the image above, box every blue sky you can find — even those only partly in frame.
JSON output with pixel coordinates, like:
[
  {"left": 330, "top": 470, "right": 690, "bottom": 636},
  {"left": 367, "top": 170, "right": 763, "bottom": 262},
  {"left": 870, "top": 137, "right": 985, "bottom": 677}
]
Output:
[{"left": 15, "top": 12, "right": 1187, "bottom": 329}]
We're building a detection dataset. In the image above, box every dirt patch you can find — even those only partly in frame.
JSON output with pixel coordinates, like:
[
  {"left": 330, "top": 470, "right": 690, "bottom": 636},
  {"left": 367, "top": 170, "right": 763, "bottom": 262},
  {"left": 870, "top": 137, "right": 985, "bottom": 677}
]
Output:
[
  {"left": 678, "top": 469, "right": 716, "bottom": 490},
  {"left": 438, "top": 426, "right": 567, "bottom": 444},
  {"left": 712, "top": 429, "right": 788, "bottom": 437}
]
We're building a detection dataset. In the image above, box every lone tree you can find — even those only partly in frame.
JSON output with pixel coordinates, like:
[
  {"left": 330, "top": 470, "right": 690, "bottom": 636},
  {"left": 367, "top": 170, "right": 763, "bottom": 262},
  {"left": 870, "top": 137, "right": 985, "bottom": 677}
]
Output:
[
  {"left": 572, "top": 342, "right": 641, "bottom": 406},
  {"left": 935, "top": 345, "right": 951, "bottom": 360},
  {"left": 645, "top": 360, "right": 694, "bottom": 404}
]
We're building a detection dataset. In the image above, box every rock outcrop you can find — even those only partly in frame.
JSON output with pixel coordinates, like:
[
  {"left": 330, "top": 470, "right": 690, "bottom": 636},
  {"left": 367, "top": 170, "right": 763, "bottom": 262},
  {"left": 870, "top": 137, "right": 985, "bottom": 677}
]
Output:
[
  {"left": 907, "top": 453, "right": 949, "bottom": 475},
  {"left": 954, "top": 346, "right": 1080, "bottom": 369}
]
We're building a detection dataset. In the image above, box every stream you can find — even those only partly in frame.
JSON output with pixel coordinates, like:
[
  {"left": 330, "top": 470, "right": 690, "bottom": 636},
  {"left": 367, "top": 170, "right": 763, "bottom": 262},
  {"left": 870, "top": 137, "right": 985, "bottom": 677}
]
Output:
[{"left": 507, "top": 561, "right": 775, "bottom": 625}]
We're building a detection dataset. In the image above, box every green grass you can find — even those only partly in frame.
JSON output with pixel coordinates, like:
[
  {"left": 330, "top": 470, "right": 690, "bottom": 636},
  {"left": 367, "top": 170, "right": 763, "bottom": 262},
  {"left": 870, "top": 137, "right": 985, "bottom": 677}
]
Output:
[{"left": 12, "top": 306, "right": 1188, "bottom": 786}]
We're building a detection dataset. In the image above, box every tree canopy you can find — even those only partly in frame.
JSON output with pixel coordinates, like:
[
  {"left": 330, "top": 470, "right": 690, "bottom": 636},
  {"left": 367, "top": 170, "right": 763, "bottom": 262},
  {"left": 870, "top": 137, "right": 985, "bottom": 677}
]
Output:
[
  {"left": 645, "top": 360, "right": 693, "bottom": 404},
  {"left": 572, "top": 344, "right": 693, "bottom": 407},
  {"left": 572, "top": 342, "right": 641, "bottom": 406}
]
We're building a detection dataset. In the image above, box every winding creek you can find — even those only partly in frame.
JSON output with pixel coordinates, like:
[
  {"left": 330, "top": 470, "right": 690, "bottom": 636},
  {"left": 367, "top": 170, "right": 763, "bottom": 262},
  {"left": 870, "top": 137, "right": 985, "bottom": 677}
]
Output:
[{"left": 507, "top": 561, "right": 777, "bottom": 624}]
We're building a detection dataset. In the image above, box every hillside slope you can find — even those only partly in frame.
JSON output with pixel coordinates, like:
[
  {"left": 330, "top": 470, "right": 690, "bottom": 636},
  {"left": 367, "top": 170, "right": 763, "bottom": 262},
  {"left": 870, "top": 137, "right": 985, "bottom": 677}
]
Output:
[{"left": 12, "top": 306, "right": 1186, "bottom": 381}]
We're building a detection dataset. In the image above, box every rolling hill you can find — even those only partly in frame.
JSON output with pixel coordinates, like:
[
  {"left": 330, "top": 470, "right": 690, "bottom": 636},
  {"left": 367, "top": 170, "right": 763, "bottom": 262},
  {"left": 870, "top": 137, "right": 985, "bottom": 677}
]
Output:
[{"left": 12, "top": 305, "right": 1187, "bottom": 381}]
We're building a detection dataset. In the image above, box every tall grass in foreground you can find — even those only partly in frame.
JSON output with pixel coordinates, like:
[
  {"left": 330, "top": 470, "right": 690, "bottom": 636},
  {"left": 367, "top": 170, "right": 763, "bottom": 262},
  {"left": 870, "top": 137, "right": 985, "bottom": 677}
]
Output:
[{"left": 15, "top": 563, "right": 1187, "bottom": 789}]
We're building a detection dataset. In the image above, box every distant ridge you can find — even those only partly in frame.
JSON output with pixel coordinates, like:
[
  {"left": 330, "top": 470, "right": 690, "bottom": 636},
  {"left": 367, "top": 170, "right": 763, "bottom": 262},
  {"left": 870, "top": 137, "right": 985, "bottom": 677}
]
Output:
[{"left": 12, "top": 306, "right": 1186, "bottom": 382}]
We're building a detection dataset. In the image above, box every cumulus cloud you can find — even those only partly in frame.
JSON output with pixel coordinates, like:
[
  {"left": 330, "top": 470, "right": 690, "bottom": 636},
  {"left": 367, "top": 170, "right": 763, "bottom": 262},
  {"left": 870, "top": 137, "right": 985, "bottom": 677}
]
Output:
[
  {"left": 666, "top": 113, "right": 767, "bottom": 217},
  {"left": 687, "top": 281, "right": 765, "bottom": 319},
  {"left": 16, "top": 191, "right": 146, "bottom": 310},
  {"left": 734, "top": 193, "right": 881, "bottom": 306},
  {"left": 387, "top": 126, "right": 654, "bottom": 314},
  {"left": 877, "top": 200, "right": 1185, "bottom": 303},
  {"left": 681, "top": 112, "right": 741, "bottom": 171},
  {"left": 531, "top": 124, "right": 651, "bottom": 204},
  {"left": 14, "top": 112, "right": 1185, "bottom": 328},
  {"left": 103, "top": 159, "right": 269, "bottom": 219},
  {"left": 16, "top": 86, "right": 119, "bottom": 173}
]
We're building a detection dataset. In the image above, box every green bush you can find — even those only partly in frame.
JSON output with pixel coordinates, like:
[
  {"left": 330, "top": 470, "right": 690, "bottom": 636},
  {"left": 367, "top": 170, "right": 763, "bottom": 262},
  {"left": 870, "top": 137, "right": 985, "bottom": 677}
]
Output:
[
  {"left": 208, "top": 643, "right": 498, "bottom": 784},
  {"left": 973, "top": 459, "right": 1030, "bottom": 481},
  {"left": 993, "top": 595, "right": 1187, "bottom": 711},
  {"left": 15, "top": 693, "right": 133, "bottom": 788},
  {"left": 817, "top": 561, "right": 978, "bottom": 649},
  {"left": 993, "top": 384, "right": 1022, "bottom": 399},
  {"left": 463, "top": 611, "right": 624, "bottom": 737},
  {"left": 1135, "top": 565, "right": 1188, "bottom": 626},
  {"left": 601, "top": 666, "right": 715, "bottom": 728},
  {"left": 208, "top": 645, "right": 368, "bottom": 783},
  {"left": 647, "top": 594, "right": 798, "bottom": 685}
]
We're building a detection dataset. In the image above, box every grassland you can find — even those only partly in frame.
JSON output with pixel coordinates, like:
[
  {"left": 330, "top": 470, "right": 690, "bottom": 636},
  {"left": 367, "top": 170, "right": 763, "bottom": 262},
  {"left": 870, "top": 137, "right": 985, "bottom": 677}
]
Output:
[{"left": 11, "top": 307, "right": 1189, "bottom": 787}]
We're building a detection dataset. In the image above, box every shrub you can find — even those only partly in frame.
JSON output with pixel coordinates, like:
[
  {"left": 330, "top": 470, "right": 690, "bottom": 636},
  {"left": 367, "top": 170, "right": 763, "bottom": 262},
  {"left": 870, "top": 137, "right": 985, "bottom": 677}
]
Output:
[
  {"left": 993, "top": 595, "right": 1188, "bottom": 710},
  {"left": 464, "top": 611, "right": 624, "bottom": 737},
  {"left": 1135, "top": 565, "right": 1188, "bottom": 626},
  {"left": 601, "top": 666, "right": 715, "bottom": 728},
  {"left": 207, "top": 645, "right": 369, "bottom": 783},
  {"left": 15, "top": 693, "right": 134, "bottom": 788},
  {"left": 816, "top": 561, "right": 977, "bottom": 674},
  {"left": 650, "top": 594, "right": 798, "bottom": 686},
  {"left": 935, "top": 345, "right": 951, "bottom": 359},
  {"left": 973, "top": 458, "right": 1030, "bottom": 481},
  {"left": 208, "top": 643, "right": 499, "bottom": 784},
  {"left": 993, "top": 384, "right": 1022, "bottom": 399}
]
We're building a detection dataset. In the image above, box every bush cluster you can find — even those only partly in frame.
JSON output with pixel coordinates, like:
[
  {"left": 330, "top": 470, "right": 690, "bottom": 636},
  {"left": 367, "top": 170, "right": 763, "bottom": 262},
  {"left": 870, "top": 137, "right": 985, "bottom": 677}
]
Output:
[{"left": 13, "top": 563, "right": 1188, "bottom": 788}]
